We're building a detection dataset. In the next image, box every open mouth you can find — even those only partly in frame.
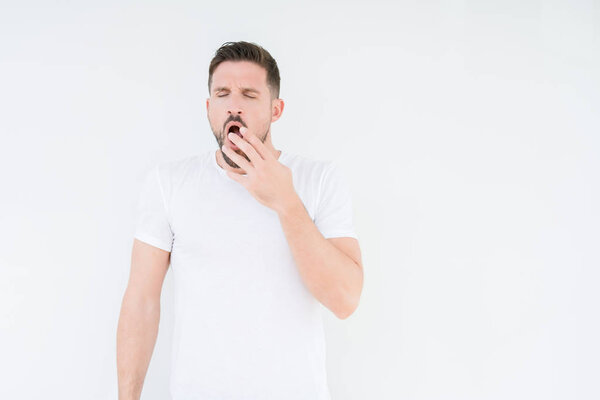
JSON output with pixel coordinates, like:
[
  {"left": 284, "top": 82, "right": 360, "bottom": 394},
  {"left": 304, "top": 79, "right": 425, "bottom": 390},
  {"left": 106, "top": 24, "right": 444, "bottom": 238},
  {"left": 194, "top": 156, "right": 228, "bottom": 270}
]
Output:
[
  {"left": 227, "top": 123, "right": 243, "bottom": 137},
  {"left": 225, "top": 123, "right": 244, "bottom": 150}
]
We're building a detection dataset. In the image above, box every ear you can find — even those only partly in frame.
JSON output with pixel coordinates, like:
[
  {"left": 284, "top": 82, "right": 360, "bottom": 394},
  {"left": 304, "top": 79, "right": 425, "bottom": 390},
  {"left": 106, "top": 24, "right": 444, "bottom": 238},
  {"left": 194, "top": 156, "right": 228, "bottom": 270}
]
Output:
[
  {"left": 271, "top": 98, "right": 284, "bottom": 123},
  {"left": 206, "top": 98, "right": 210, "bottom": 112}
]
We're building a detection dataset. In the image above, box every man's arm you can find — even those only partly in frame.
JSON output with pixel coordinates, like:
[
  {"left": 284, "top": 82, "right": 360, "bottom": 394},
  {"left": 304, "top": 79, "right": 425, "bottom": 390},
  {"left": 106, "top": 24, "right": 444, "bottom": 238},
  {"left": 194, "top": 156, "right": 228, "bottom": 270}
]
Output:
[
  {"left": 277, "top": 195, "right": 363, "bottom": 319},
  {"left": 116, "top": 239, "right": 170, "bottom": 400}
]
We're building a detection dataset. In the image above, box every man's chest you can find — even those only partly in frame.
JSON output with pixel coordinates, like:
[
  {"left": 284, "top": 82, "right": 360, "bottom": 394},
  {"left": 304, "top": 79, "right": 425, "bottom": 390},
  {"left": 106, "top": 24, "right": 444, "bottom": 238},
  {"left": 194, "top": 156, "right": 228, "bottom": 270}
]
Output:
[
  {"left": 167, "top": 179, "right": 318, "bottom": 309},
  {"left": 168, "top": 180, "right": 318, "bottom": 258}
]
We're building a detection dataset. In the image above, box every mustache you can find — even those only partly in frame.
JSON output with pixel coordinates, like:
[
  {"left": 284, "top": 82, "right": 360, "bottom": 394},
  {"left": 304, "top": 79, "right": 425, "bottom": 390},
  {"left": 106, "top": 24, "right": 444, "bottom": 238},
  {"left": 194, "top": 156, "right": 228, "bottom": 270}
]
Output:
[{"left": 223, "top": 116, "right": 247, "bottom": 131}]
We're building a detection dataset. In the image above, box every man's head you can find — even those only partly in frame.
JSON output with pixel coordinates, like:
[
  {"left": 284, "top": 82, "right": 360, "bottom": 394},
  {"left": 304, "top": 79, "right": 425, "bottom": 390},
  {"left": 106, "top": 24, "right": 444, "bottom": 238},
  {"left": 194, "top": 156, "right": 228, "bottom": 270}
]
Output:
[{"left": 206, "top": 41, "right": 284, "bottom": 168}]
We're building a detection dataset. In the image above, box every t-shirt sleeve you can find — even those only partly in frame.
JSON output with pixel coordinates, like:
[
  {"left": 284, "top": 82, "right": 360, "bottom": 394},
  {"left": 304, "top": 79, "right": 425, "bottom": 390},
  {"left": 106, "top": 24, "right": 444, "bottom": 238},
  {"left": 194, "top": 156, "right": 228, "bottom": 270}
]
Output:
[
  {"left": 133, "top": 165, "right": 174, "bottom": 252},
  {"left": 314, "top": 161, "right": 358, "bottom": 240}
]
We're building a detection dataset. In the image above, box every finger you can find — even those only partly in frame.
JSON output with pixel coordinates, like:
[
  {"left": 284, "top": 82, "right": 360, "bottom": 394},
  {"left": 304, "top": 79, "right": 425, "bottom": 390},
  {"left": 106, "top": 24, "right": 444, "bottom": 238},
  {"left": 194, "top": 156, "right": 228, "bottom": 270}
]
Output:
[
  {"left": 226, "top": 169, "right": 247, "bottom": 184},
  {"left": 228, "top": 131, "right": 263, "bottom": 165},
  {"left": 239, "top": 127, "right": 274, "bottom": 161},
  {"left": 222, "top": 145, "right": 252, "bottom": 172},
  {"left": 220, "top": 153, "right": 248, "bottom": 175}
]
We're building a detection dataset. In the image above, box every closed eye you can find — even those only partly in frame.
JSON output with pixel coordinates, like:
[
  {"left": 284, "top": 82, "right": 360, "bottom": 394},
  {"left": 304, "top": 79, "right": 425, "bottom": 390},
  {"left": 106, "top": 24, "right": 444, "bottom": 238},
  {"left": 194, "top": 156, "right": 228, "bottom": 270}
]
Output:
[{"left": 217, "top": 93, "right": 255, "bottom": 98}]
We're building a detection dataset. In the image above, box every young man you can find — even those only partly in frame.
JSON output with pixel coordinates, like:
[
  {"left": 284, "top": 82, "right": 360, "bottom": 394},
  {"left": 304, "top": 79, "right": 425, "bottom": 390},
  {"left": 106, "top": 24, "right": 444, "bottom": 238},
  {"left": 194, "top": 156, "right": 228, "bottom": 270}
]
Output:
[{"left": 117, "top": 41, "right": 363, "bottom": 400}]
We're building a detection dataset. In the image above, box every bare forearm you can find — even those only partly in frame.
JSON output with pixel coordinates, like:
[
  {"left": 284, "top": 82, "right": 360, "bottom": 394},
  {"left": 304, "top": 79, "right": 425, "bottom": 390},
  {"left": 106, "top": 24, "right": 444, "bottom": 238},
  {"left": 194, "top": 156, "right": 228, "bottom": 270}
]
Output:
[
  {"left": 116, "top": 293, "right": 160, "bottom": 400},
  {"left": 277, "top": 194, "right": 362, "bottom": 318}
]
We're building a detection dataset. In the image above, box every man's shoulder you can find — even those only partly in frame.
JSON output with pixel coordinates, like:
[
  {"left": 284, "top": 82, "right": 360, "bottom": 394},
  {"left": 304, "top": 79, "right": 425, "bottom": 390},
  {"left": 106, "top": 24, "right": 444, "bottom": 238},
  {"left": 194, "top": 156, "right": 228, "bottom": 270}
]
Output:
[
  {"left": 160, "top": 151, "right": 211, "bottom": 172},
  {"left": 154, "top": 151, "right": 210, "bottom": 183},
  {"left": 283, "top": 151, "right": 332, "bottom": 173}
]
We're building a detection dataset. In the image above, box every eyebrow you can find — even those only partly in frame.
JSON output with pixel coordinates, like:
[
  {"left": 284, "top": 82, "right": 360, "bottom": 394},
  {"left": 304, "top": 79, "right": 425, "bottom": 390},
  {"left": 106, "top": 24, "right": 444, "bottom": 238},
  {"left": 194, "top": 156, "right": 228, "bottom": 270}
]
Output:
[{"left": 213, "top": 86, "right": 260, "bottom": 94}]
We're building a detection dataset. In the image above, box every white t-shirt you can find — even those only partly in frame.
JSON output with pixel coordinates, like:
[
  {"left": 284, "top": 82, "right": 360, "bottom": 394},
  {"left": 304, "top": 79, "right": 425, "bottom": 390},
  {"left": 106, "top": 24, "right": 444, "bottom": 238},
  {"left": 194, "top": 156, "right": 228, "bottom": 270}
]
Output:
[{"left": 133, "top": 149, "right": 357, "bottom": 400}]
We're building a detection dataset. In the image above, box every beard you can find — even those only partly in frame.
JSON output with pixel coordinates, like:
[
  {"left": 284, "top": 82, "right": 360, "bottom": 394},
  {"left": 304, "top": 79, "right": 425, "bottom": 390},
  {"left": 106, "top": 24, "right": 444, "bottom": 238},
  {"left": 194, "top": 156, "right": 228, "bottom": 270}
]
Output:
[{"left": 211, "top": 120, "right": 270, "bottom": 169}]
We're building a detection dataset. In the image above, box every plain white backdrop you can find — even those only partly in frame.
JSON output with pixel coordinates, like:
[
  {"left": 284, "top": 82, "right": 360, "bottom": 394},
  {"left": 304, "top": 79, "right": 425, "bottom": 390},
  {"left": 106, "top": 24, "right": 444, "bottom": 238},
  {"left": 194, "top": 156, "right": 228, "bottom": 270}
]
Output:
[{"left": 1, "top": 0, "right": 599, "bottom": 399}]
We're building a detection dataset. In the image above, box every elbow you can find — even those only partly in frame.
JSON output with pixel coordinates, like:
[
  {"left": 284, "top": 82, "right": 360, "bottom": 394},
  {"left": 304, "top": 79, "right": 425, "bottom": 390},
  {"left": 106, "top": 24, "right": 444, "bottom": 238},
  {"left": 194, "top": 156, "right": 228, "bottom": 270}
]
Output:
[
  {"left": 335, "top": 298, "right": 360, "bottom": 320},
  {"left": 336, "top": 273, "right": 363, "bottom": 320},
  {"left": 334, "top": 266, "right": 363, "bottom": 320}
]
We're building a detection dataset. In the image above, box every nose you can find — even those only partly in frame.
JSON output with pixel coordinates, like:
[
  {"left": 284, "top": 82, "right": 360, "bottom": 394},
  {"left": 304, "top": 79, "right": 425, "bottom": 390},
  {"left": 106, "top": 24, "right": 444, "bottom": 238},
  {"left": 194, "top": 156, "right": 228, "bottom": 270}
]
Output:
[{"left": 227, "top": 95, "right": 244, "bottom": 116}]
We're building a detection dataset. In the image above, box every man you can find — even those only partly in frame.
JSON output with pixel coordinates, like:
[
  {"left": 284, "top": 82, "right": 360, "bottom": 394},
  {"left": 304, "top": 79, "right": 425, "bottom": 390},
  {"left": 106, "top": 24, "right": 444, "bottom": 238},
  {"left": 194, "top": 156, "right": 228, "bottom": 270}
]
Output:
[{"left": 117, "top": 41, "right": 363, "bottom": 400}]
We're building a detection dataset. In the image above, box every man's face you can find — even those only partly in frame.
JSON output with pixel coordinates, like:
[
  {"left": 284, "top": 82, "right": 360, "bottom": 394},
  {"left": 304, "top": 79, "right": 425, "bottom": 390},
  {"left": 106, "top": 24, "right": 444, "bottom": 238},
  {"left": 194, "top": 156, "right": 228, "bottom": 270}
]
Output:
[{"left": 206, "top": 60, "right": 277, "bottom": 168}]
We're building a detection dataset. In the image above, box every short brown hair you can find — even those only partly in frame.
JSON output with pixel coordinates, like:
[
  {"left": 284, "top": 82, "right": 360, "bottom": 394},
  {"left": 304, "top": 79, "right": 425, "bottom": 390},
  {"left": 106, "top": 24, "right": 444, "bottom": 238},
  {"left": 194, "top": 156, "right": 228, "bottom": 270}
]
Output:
[{"left": 208, "top": 41, "right": 281, "bottom": 100}]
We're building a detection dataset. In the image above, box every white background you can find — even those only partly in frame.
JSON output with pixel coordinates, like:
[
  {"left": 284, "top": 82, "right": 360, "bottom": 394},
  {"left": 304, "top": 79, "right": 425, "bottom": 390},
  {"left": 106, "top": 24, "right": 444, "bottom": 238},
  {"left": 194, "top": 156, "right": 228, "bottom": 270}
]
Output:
[{"left": 1, "top": 0, "right": 599, "bottom": 399}]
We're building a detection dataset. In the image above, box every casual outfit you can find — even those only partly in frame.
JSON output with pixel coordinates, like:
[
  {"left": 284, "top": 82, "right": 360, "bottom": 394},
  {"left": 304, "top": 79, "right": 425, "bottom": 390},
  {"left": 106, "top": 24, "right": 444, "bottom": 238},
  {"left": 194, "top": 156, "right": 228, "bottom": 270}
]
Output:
[{"left": 134, "top": 149, "right": 357, "bottom": 399}]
